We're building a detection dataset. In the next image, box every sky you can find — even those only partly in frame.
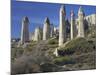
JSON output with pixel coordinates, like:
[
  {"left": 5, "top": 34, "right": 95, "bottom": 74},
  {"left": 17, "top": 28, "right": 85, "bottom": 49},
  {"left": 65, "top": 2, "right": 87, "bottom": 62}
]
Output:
[{"left": 11, "top": 0, "right": 96, "bottom": 38}]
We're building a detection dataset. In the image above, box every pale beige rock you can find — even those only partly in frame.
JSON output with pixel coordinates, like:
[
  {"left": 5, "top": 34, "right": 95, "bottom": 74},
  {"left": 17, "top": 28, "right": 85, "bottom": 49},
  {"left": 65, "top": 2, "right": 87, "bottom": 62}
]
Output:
[
  {"left": 53, "top": 48, "right": 58, "bottom": 57},
  {"left": 21, "top": 16, "right": 29, "bottom": 44},
  {"left": 70, "top": 10, "right": 76, "bottom": 40},
  {"left": 34, "top": 27, "right": 42, "bottom": 41},
  {"left": 50, "top": 24, "right": 54, "bottom": 38},
  {"left": 59, "top": 5, "right": 66, "bottom": 46},
  {"left": 85, "top": 14, "right": 96, "bottom": 26},
  {"left": 77, "top": 6, "right": 85, "bottom": 37},
  {"left": 43, "top": 17, "right": 50, "bottom": 40}
]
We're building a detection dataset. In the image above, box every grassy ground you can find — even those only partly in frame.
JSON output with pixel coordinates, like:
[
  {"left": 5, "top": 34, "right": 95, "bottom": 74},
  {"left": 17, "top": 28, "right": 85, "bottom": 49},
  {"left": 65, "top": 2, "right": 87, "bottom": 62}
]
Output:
[{"left": 11, "top": 33, "right": 96, "bottom": 74}]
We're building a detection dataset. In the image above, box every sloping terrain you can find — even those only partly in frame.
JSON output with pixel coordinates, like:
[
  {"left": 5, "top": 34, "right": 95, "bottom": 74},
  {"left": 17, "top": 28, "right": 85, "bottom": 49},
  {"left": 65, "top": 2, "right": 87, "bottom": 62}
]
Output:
[
  {"left": 11, "top": 37, "right": 96, "bottom": 75},
  {"left": 54, "top": 37, "right": 96, "bottom": 68}
]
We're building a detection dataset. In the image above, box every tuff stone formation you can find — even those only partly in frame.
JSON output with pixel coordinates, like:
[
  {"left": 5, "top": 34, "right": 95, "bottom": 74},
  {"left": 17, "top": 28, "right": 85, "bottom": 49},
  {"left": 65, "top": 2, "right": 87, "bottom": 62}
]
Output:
[
  {"left": 85, "top": 14, "right": 96, "bottom": 26},
  {"left": 19, "top": 5, "right": 96, "bottom": 47},
  {"left": 12, "top": 5, "right": 96, "bottom": 74},
  {"left": 59, "top": 5, "right": 67, "bottom": 46},
  {"left": 77, "top": 6, "right": 85, "bottom": 37},
  {"left": 21, "top": 16, "right": 29, "bottom": 44},
  {"left": 34, "top": 27, "right": 42, "bottom": 41},
  {"left": 43, "top": 17, "right": 50, "bottom": 40},
  {"left": 70, "top": 10, "right": 76, "bottom": 40},
  {"left": 50, "top": 24, "right": 54, "bottom": 38}
]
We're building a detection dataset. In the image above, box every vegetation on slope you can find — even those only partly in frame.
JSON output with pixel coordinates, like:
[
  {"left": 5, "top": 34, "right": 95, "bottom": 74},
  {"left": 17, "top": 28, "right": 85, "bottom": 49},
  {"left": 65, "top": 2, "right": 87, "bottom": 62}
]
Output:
[
  {"left": 11, "top": 35, "right": 96, "bottom": 74},
  {"left": 57, "top": 37, "right": 95, "bottom": 56},
  {"left": 52, "top": 37, "right": 96, "bottom": 70}
]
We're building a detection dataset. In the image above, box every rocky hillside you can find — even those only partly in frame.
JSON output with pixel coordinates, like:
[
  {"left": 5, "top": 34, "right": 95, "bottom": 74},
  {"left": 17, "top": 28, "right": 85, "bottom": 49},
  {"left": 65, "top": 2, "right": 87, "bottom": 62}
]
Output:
[
  {"left": 11, "top": 36, "right": 96, "bottom": 75},
  {"left": 53, "top": 37, "right": 96, "bottom": 70}
]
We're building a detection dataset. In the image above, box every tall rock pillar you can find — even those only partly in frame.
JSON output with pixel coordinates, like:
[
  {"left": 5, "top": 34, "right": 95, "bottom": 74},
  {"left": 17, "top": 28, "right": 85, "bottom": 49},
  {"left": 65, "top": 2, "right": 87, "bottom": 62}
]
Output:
[
  {"left": 50, "top": 24, "right": 54, "bottom": 38},
  {"left": 70, "top": 10, "right": 75, "bottom": 40},
  {"left": 34, "top": 27, "right": 42, "bottom": 41},
  {"left": 43, "top": 17, "right": 50, "bottom": 40},
  {"left": 59, "top": 5, "right": 66, "bottom": 46},
  {"left": 21, "top": 16, "right": 29, "bottom": 44},
  {"left": 78, "top": 6, "right": 85, "bottom": 37}
]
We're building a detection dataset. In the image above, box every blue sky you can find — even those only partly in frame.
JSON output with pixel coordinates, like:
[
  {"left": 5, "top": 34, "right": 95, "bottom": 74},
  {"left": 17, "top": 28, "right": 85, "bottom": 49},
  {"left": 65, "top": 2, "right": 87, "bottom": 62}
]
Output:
[{"left": 11, "top": 0, "right": 96, "bottom": 38}]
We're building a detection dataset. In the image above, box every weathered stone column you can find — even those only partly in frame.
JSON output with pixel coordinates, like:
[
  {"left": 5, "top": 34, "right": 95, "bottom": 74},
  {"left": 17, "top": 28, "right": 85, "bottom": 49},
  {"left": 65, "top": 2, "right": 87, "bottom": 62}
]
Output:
[
  {"left": 50, "top": 24, "right": 54, "bottom": 38},
  {"left": 70, "top": 10, "right": 75, "bottom": 40},
  {"left": 78, "top": 6, "right": 85, "bottom": 37},
  {"left": 59, "top": 5, "right": 66, "bottom": 46},
  {"left": 34, "top": 27, "right": 42, "bottom": 41},
  {"left": 43, "top": 17, "right": 50, "bottom": 40},
  {"left": 21, "top": 16, "right": 29, "bottom": 44}
]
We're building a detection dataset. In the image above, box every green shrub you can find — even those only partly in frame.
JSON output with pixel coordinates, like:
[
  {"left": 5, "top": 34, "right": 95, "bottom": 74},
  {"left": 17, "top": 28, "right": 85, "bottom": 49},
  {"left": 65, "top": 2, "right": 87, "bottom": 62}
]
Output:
[
  {"left": 58, "top": 37, "right": 95, "bottom": 56},
  {"left": 48, "top": 44, "right": 58, "bottom": 48},
  {"left": 48, "top": 38, "right": 58, "bottom": 45},
  {"left": 53, "top": 56, "right": 75, "bottom": 65},
  {"left": 28, "top": 41, "right": 37, "bottom": 46},
  {"left": 24, "top": 41, "right": 37, "bottom": 52}
]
